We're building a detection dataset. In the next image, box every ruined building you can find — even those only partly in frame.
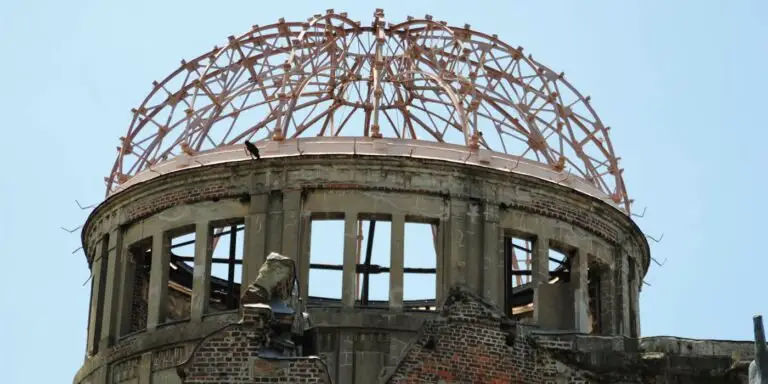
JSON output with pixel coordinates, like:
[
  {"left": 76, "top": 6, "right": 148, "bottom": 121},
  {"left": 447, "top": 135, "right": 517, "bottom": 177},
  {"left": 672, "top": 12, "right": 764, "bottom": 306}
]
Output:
[{"left": 76, "top": 10, "right": 759, "bottom": 384}]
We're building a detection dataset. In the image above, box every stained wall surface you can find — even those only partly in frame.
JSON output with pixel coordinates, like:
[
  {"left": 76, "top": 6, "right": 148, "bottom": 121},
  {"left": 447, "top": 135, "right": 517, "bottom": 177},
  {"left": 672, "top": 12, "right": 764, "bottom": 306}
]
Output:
[{"left": 77, "top": 154, "right": 651, "bottom": 384}]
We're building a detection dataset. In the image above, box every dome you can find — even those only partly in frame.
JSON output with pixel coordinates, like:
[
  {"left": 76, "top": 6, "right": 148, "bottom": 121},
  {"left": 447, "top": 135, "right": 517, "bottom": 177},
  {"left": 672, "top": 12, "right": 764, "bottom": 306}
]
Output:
[{"left": 107, "top": 9, "right": 630, "bottom": 214}]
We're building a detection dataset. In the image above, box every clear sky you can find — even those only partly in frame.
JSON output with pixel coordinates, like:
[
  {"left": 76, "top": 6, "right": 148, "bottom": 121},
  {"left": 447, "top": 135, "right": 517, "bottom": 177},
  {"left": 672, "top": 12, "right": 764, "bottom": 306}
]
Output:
[{"left": 1, "top": 0, "right": 766, "bottom": 382}]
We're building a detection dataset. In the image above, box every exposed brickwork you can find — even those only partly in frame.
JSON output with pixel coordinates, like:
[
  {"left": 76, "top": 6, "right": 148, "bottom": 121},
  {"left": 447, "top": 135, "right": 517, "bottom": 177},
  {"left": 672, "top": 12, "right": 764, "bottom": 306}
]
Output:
[{"left": 176, "top": 307, "right": 330, "bottom": 383}]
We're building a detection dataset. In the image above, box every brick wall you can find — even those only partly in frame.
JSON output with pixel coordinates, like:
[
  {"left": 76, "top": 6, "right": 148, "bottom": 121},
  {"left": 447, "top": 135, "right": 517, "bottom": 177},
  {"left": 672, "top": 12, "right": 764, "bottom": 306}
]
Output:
[{"left": 177, "top": 307, "right": 330, "bottom": 383}]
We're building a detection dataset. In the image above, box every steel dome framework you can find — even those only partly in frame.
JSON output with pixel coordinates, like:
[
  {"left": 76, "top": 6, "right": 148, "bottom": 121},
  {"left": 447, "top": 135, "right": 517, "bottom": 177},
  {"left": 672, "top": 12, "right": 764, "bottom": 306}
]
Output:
[{"left": 109, "top": 9, "right": 630, "bottom": 214}]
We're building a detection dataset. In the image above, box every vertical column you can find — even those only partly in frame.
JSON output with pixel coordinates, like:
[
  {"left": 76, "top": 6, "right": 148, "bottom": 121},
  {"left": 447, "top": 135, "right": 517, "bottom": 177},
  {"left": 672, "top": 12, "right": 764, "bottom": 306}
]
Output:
[
  {"left": 337, "top": 331, "right": 355, "bottom": 383},
  {"left": 449, "top": 199, "right": 467, "bottom": 287},
  {"left": 466, "top": 201, "right": 482, "bottom": 294},
  {"left": 100, "top": 229, "right": 125, "bottom": 351},
  {"left": 389, "top": 213, "right": 405, "bottom": 311},
  {"left": 531, "top": 235, "right": 549, "bottom": 324},
  {"left": 191, "top": 221, "right": 212, "bottom": 322},
  {"left": 482, "top": 204, "right": 501, "bottom": 305},
  {"left": 282, "top": 189, "right": 302, "bottom": 260},
  {"left": 138, "top": 351, "right": 153, "bottom": 384},
  {"left": 298, "top": 213, "right": 312, "bottom": 303},
  {"left": 598, "top": 263, "right": 615, "bottom": 335},
  {"left": 243, "top": 194, "right": 268, "bottom": 286},
  {"left": 342, "top": 211, "right": 359, "bottom": 308},
  {"left": 618, "top": 247, "right": 630, "bottom": 335},
  {"left": 572, "top": 247, "right": 590, "bottom": 333},
  {"left": 147, "top": 231, "right": 170, "bottom": 330},
  {"left": 265, "top": 191, "right": 283, "bottom": 255},
  {"left": 86, "top": 236, "right": 109, "bottom": 356},
  {"left": 116, "top": 244, "right": 136, "bottom": 338},
  {"left": 435, "top": 213, "right": 446, "bottom": 305},
  {"left": 629, "top": 261, "right": 641, "bottom": 337}
]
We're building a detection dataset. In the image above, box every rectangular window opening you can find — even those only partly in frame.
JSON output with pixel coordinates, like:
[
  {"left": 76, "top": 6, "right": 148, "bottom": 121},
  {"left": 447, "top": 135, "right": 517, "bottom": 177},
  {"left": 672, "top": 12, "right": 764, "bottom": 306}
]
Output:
[
  {"left": 548, "top": 248, "right": 571, "bottom": 284},
  {"left": 403, "top": 220, "right": 438, "bottom": 311},
  {"left": 308, "top": 214, "right": 344, "bottom": 305},
  {"left": 128, "top": 238, "right": 152, "bottom": 333},
  {"left": 356, "top": 217, "right": 391, "bottom": 307},
  {"left": 504, "top": 234, "right": 533, "bottom": 318},
  {"left": 209, "top": 220, "right": 245, "bottom": 311},
  {"left": 167, "top": 228, "right": 195, "bottom": 321}
]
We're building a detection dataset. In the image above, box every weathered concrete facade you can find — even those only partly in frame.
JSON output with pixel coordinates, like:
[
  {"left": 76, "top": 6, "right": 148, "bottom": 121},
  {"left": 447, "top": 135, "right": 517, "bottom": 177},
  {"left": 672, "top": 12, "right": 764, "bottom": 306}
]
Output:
[{"left": 76, "top": 152, "right": 753, "bottom": 383}]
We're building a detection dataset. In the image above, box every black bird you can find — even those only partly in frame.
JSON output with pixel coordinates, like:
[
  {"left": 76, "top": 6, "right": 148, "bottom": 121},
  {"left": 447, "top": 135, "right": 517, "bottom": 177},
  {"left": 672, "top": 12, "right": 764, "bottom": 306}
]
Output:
[{"left": 244, "top": 141, "right": 260, "bottom": 160}]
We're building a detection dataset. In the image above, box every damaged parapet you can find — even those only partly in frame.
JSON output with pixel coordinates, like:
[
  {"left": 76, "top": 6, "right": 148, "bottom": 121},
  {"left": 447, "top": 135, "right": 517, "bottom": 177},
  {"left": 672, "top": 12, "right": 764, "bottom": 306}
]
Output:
[
  {"left": 240, "top": 252, "right": 317, "bottom": 357},
  {"left": 750, "top": 315, "right": 768, "bottom": 384},
  {"left": 177, "top": 253, "right": 328, "bottom": 383}
]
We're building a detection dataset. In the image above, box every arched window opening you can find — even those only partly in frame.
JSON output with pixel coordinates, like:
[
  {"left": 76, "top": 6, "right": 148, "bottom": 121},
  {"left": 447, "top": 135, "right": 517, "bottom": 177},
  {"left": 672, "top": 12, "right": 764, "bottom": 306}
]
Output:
[
  {"left": 308, "top": 214, "right": 344, "bottom": 305},
  {"left": 403, "top": 219, "right": 438, "bottom": 311}
]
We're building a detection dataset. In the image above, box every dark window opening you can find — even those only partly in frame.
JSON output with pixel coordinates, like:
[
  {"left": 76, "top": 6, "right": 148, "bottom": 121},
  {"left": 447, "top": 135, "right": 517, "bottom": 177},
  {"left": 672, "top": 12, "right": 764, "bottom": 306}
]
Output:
[
  {"left": 128, "top": 239, "right": 152, "bottom": 333},
  {"left": 504, "top": 235, "right": 533, "bottom": 318},
  {"left": 308, "top": 215, "right": 344, "bottom": 304},
  {"left": 403, "top": 220, "right": 438, "bottom": 311}
]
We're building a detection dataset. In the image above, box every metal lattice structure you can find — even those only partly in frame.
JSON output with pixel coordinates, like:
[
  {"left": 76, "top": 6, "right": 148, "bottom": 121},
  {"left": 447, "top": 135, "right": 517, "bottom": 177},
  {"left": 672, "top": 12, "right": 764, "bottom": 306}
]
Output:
[{"left": 109, "top": 9, "right": 630, "bottom": 213}]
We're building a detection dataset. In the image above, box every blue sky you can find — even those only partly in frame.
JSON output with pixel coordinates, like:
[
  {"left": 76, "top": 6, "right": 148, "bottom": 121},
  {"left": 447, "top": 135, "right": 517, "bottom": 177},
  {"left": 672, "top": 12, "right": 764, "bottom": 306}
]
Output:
[{"left": 1, "top": 0, "right": 767, "bottom": 382}]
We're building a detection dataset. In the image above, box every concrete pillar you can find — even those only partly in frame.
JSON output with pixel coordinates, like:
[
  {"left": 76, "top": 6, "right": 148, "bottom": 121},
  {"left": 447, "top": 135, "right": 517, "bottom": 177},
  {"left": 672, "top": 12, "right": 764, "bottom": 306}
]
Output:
[
  {"left": 298, "top": 213, "right": 312, "bottom": 303},
  {"left": 100, "top": 229, "right": 124, "bottom": 350},
  {"left": 282, "top": 189, "right": 302, "bottom": 260},
  {"left": 618, "top": 248, "right": 631, "bottom": 335},
  {"left": 389, "top": 213, "right": 405, "bottom": 311},
  {"left": 482, "top": 204, "right": 501, "bottom": 305},
  {"left": 243, "top": 194, "right": 268, "bottom": 286},
  {"left": 86, "top": 237, "right": 109, "bottom": 356},
  {"left": 337, "top": 331, "right": 355, "bottom": 383},
  {"left": 191, "top": 221, "right": 212, "bottom": 322},
  {"left": 631, "top": 262, "right": 642, "bottom": 337},
  {"left": 265, "top": 192, "right": 283, "bottom": 255},
  {"left": 466, "top": 201, "right": 482, "bottom": 294},
  {"left": 147, "top": 231, "right": 170, "bottom": 330},
  {"left": 435, "top": 215, "right": 446, "bottom": 304},
  {"left": 449, "top": 199, "right": 467, "bottom": 287},
  {"left": 342, "top": 211, "right": 359, "bottom": 308},
  {"left": 531, "top": 235, "right": 549, "bottom": 324},
  {"left": 572, "top": 248, "right": 590, "bottom": 333},
  {"left": 598, "top": 263, "right": 615, "bottom": 335},
  {"left": 115, "top": 243, "right": 136, "bottom": 336},
  {"left": 138, "top": 351, "right": 153, "bottom": 384}
]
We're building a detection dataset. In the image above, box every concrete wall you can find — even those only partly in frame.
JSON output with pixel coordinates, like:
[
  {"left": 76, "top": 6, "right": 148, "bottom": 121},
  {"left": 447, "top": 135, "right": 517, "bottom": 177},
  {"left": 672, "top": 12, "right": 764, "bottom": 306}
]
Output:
[{"left": 76, "top": 155, "right": 649, "bottom": 384}]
